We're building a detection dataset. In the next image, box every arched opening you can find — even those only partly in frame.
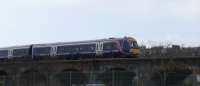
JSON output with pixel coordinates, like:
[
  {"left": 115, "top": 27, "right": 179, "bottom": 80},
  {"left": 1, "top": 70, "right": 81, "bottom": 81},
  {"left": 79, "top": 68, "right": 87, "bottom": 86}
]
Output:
[
  {"left": 0, "top": 71, "right": 7, "bottom": 76},
  {"left": 151, "top": 68, "right": 192, "bottom": 86},
  {"left": 54, "top": 69, "right": 88, "bottom": 86},
  {"left": 0, "top": 70, "right": 8, "bottom": 86},
  {"left": 98, "top": 68, "right": 136, "bottom": 86},
  {"left": 19, "top": 69, "right": 47, "bottom": 86}
]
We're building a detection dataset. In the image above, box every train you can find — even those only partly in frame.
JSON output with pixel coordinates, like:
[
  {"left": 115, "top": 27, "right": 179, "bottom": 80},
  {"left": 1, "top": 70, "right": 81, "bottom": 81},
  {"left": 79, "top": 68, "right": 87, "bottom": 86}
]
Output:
[{"left": 0, "top": 37, "right": 140, "bottom": 60}]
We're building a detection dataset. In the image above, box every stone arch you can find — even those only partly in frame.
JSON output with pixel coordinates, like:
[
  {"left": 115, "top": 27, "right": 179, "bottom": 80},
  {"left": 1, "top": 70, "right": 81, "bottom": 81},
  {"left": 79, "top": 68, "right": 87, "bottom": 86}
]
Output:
[
  {"left": 19, "top": 69, "right": 47, "bottom": 86},
  {"left": 150, "top": 66, "right": 192, "bottom": 86},
  {"left": 97, "top": 67, "right": 136, "bottom": 86},
  {"left": 0, "top": 70, "right": 7, "bottom": 76},
  {"left": 0, "top": 70, "right": 10, "bottom": 86},
  {"left": 53, "top": 68, "right": 88, "bottom": 86}
]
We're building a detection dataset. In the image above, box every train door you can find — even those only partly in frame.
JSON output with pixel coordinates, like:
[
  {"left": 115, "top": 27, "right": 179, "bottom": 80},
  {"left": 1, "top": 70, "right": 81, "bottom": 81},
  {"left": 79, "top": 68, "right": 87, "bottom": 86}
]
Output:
[
  {"left": 50, "top": 46, "right": 57, "bottom": 57},
  {"left": 95, "top": 42, "right": 103, "bottom": 56},
  {"left": 99, "top": 42, "right": 103, "bottom": 55},
  {"left": 8, "top": 49, "right": 13, "bottom": 59}
]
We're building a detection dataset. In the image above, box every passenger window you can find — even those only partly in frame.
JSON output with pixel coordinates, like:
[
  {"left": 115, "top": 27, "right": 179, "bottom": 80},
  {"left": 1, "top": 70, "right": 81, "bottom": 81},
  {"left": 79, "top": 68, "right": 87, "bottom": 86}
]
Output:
[
  {"left": 103, "top": 42, "right": 117, "bottom": 51},
  {"left": 0, "top": 50, "right": 8, "bottom": 57},
  {"left": 57, "top": 46, "right": 71, "bottom": 54},
  {"left": 33, "top": 47, "right": 51, "bottom": 55},
  {"left": 57, "top": 45, "right": 78, "bottom": 53},
  {"left": 80, "top": 44, "right": 95, "bottom": 52},
  {"left": 13, "top": 48, "right": 29, "bottom": 56},
  {"left": 70, "top": 46, "right": 79, "bottom": 52}
]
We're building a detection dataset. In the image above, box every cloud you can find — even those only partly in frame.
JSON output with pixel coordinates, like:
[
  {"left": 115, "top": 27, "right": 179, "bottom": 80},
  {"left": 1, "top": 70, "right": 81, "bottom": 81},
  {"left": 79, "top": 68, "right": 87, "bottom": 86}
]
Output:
[
  {"left": 0, "top": 0, "right": 200, "bottom": 16},
  {"left": 80, "top": 0, "right": 200, "bottom": 16},
  {"left": 0, "top": 0, "right": 199, "bottom": 47},
  {"left": 1, "top": 0, "right": 199, "bottom": 17}
]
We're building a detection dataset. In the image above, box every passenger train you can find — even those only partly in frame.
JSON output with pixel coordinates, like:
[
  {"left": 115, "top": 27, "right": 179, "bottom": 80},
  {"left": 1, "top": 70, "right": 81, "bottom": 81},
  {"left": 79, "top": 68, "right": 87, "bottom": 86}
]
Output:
[{"left": 0, "top": 37, "right": 140, "bottom": 60}]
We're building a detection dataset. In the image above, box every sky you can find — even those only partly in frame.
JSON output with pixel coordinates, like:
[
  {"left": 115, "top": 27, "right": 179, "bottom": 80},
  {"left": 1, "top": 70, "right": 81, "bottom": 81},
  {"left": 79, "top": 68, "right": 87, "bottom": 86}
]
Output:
[{"left": 0, "top": 0, "right": 200, "bottom": 47}]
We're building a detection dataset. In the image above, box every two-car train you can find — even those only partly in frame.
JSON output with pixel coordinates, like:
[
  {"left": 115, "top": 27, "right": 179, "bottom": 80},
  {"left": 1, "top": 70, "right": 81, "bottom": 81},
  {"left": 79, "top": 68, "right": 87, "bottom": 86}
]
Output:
[{"left": 0, "top": 37, "right": 140, "bottom": 60}]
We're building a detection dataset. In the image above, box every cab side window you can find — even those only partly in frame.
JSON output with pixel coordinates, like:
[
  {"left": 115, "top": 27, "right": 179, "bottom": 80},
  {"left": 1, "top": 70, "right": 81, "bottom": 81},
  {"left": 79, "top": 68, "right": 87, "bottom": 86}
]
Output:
[{"left": 123, "top": 40, "right": 130, "bottom": 52}]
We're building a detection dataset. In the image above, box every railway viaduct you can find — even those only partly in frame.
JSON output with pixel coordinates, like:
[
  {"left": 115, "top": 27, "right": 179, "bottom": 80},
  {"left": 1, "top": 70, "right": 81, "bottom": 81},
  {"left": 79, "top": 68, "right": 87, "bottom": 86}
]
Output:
[{"left": 0, "top": 56, "right": 199, "bottom": 86}]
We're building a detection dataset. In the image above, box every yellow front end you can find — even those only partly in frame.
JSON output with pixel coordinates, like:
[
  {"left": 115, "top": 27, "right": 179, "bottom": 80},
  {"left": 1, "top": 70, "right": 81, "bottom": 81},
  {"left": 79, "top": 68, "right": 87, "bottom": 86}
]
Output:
[
  {"left": 130, "top": 48, "right": 140, "bottom": 56},
  {"left": 127, "top": 37, "right": 140, "bottom": 57}
]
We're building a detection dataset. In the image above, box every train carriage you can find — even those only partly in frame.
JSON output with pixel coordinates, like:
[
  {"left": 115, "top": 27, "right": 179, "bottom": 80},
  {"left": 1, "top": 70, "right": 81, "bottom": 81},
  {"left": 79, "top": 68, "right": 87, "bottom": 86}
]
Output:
[
  {"left": 0, "top": 37, "right": 140, "bottom": 60},
  {"left": 0, "top": 45, "right": 31, "bottom": 59}
]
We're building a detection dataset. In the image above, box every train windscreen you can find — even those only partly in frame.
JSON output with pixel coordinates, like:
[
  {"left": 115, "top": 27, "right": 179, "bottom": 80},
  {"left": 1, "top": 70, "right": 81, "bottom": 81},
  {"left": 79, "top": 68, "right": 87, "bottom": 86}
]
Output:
[{"left": 130, "top": 41, "right": 139, "bottom": 48}]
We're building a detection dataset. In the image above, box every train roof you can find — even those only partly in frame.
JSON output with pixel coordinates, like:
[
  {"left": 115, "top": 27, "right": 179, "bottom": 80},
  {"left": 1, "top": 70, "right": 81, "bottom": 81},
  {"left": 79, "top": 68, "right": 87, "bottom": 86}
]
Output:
[
  {"left": 0, "top": 45, "right": 30, "bottom": 50},
  {"left": 32, "top": 37, "right": 133, "bottom": 46}
]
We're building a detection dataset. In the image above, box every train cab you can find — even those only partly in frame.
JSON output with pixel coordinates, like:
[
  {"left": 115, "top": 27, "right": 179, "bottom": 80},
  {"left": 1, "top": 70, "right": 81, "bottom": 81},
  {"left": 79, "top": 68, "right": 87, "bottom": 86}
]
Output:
[
  {"left": 127, "top": 37, "right": 140, "bottom": 56},
  {"left": 118, "top": 37, "right": 140, "bottom": 57}
]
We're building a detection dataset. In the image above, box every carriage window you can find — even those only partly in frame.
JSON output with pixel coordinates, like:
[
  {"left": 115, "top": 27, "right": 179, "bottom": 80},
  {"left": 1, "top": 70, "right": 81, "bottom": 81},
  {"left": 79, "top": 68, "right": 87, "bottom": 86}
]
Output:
[
  {"left": 13, "top": 48, "right": 29, "bottom": 56},
  {"left": 69, "top": 46, "right": 79, "bottom": 52},
  {"left": 103, "top": 42, "right": 117, "bottom": 51},
  {"left": 79, "top": 44, "right": 95, "bottom": 52},
  {"left": 0, "top": 50, "right": 9, "bottom": 57},
  {"left": 57, "top": 45, "right": 79, "bottom": 54},
  {"left": 57, "top": 46, "right": 71, "bottom": 54},
  {"left": 33, "top": 47, "right": 51, "bottom": 55}
]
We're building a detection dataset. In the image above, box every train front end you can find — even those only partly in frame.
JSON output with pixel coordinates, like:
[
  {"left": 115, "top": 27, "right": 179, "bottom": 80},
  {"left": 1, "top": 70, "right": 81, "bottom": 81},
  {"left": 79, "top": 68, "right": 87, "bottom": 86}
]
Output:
[{"left": 127, "top": 37, "right": 140, "bottom": 56}]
